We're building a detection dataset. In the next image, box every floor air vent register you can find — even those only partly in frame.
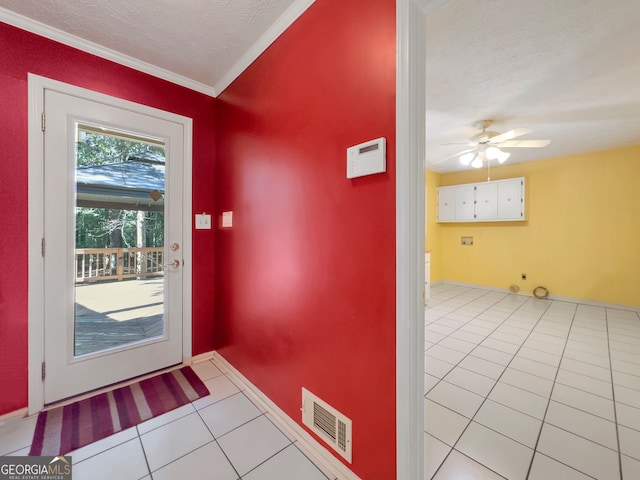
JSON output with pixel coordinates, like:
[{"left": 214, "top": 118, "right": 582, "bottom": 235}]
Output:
[{"left": 302, "top": 388, "right": 352, "bottom": 463}]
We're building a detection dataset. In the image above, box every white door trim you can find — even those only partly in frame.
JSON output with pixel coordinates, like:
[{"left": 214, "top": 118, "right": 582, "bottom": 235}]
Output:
[
  {"left": 396, "top": 1, "right": 426, "bottom": 478},
  {"left": 27, "top": 74, "right": 193, "bottom": 414}
]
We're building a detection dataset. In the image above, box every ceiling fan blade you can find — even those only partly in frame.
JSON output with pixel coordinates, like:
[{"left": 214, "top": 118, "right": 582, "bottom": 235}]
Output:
[
  {"left": 497, "top": 139, "right": 551, "bottom": 148},
  {"left": 489, "top": 128, "right": 533, "bottom": 144},
  {"left": 431, "top": 147, "right": 475, "bottom": 164}
]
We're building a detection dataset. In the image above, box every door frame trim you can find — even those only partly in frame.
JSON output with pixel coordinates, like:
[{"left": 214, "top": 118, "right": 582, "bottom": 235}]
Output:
[
  {"left": 396, "top": 1, "right": 426, "bottom": 478},
  {"left": 27, "top": 74, "right": 193, "bottom": 414}
]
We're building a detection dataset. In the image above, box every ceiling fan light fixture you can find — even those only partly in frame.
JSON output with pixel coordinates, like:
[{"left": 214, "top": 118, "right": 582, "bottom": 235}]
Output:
[
  {"left": 496, "top": 150, "right": 511, "bottom": 163},
  {"left": 485, "top": 146, "right": 500, "bottom": 160},
  {"left": 440, "top": 121, "right": 549, "bottom": 170},
  {"left": 460, "top": 152, "right": 474, "bottom": 165}
]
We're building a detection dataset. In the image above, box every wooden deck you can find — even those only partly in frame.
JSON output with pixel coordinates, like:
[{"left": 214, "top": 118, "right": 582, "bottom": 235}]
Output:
[{"left": 74, "top": 278, "right": 164, "bottom": 355}]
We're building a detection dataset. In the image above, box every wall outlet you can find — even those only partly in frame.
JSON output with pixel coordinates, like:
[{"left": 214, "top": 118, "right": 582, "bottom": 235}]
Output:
[
  {"left": 221, "top": 211, "right": 233, "bottom": 228},
  {"left": 461, "top": 236, "right": 473, "bottom": 246}
]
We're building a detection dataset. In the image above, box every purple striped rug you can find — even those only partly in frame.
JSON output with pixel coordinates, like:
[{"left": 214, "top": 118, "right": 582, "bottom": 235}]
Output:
[{"left": 29, "top": 366, "right": 209, "bottom": 456}]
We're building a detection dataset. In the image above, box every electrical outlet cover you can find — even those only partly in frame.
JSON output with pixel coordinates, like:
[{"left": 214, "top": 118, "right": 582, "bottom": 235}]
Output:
[{"left": 221, "top": 211, "right": 233, "bottom": 228}]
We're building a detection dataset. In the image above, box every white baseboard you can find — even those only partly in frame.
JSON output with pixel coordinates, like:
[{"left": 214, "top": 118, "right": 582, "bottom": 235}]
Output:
[
  {"left": 546, "top": 293, "right": 640, "bottom": 313},
  {"left": 210, "top": 352, "right": 361, "bottom": 480},
  {"left": 0, "top": 407, "right": 28, "bottom": 425},
  {"left": 191, "top": 351, "right": 215, "bottom": 364},
  {"left": 433, "top": 281, "right": 640, "bottom": 313}
]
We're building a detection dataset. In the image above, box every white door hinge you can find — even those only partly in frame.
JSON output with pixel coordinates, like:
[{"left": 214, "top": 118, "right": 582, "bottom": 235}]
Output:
[
  {"left": 41, "top": 362, "right": 46, "bottom": 381},
  {"left": 41, "top": 112, "right": 45, "bottom": 132},
  {"left": 41, "top": 238, "right": 45, "bottom": 257}
]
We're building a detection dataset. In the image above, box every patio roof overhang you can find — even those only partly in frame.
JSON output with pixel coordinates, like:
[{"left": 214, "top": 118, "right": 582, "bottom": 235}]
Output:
[{"left": 76, "top": 159, "right": 165, "bottom": 212}]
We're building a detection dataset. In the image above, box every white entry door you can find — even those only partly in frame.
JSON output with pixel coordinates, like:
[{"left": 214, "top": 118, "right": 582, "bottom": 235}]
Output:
[{"left": 39, "top": 84, "right": 190, "bottom": 404}]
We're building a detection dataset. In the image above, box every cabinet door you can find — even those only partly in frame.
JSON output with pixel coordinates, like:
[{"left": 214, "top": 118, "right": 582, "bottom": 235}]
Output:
[
  {"left": 475, "top": 182, "right": 498, "bottom": 220},
  {"left": 437, "top": 187, "right": 456, "bottom": 221},
  {"left": 455, "top": 184, "right": 475, "bottom": 221},
  {"left": 498, "top": 178, "right": 523, "bottom": 220}
]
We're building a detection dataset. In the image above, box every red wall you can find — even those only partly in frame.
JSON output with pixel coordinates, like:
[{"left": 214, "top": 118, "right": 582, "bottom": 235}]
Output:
[
  {"left": 214, "top": 1, "right": 397, "bottom": 478},
  {"left": 0, "top": 22, "right": 216, "bottom": 414}
]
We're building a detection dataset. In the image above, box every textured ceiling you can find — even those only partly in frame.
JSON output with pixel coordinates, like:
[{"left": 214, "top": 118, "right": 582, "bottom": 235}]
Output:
[
  {"left": 0, "top": 0, "right": 305, "bottom": 94},
  {"left": 425, "top": 0, "right": 640, "bottom": 172},
  {"left": 2, "top": 0, "right": 639, "bottom": 171}
]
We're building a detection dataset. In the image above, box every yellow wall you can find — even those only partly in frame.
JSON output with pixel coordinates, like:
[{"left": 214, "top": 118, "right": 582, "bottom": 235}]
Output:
[{"left": 428, "top": 145, "right": 640, "bottom": 306}]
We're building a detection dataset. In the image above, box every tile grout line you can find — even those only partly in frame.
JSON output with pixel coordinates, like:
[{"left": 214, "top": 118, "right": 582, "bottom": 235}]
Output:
[
  {"left": 428, "top": 293, "right": 552, "bottom": 478},
  {"left": 426, "top": 292, "right": 518, "bottom": 379},
  {"left": 149, "top": 365, "right": 281, "bottom": 478},
  {"left": 192, "top": 372, "right": 247, "bottom": 480},
  {"left": 605, "top": 308, "right": 625, "bottom": 480},
  {"left": 523, "top": 303, "right": 575, "bottom": 479},
  {"left": 427, "top": 288, "right": 520, "bottom": 478},
  {"left": 527, "top": 304, "right": 619, "bottom": 478},
  {"left": 450, "top": 298, "right": 555, "bottom": 478},
  {"left": 205, "top": 368, "right": 331, "bottom": 480},
  {"left": 529, "top": 451, "right": 599, "bottom": 480},
  {"left": 428, "top": 332, "right": 630, "bottom": 452},
  {"left": 134, "top": 403, "right": 197, "bottom": 436},
  {"left": 287, "top": 443, "right": 336, "bottom": 480},
  {"left": 134, "top": 425, "right": 153, "bottom": 478},
  {"left": 448, "top": 449, "right": 510, "bottom": 479},
  {"left": 215, "top": 362, "right": 337, "bottom": 480},
  {"left": 428, "top": 287, "right": 638, "bottom": 479},
  {"left": 238, "top": 443, "right": 293, "bottom": 479},
  {"left": 209, "top": 358, "right": 344, "bottom": 480},
  {"left": 70, "top": 430, "right": 152, "bottom": 472},
  {"left": 135, "top": 368, "right": 241, "bottom": 477}
]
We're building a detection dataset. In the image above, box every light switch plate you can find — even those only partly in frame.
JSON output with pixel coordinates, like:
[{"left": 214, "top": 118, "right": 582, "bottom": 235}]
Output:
[{"left": 195, "top": 213, "right": 211, "bottom": 229}]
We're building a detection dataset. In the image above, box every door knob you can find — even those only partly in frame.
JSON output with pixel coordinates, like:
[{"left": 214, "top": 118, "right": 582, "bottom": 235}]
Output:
[
  {"left": 170, "top": 242, "right": 180, "bottom": 251},
  {"left": 165, "top": 260, "right": 180, "bottom": 269}
]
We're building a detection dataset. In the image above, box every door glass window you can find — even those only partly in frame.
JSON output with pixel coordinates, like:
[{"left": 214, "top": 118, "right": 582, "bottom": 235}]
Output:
[{"left": 74, "top": 124, "right": 166, "bottom": 356}]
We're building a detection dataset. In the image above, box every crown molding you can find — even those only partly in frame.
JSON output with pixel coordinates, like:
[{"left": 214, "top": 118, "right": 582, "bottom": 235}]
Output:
[
  {"left": 214, "top": 0, "right": 315, "bottom": 95},
  {"left": 2, "top": 1, "right": 315, "bottom": 99},
  {"left": 0, "top": 7, "right": 217, "bottom": 97}
]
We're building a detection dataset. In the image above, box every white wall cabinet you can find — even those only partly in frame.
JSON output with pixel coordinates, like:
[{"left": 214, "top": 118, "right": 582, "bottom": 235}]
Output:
[
  {"left": 437, "top": 186, "right": 456, "bottom": 221},
  {"left": 497, "top": 178, "right": 524, "bottom": 220},
  {"left": 475, "top": 182, "right": 498, "bottom": 220},
  {"left": 455, "top": 184, "right": 475, "bottom": 221},
  {"left": 437, "top": 177, "right": 525, "bottom": 222}
]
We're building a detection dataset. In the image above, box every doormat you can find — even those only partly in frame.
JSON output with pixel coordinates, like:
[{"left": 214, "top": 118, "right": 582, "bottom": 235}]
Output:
[{"left": 29, "top": 366, "right": 209, "bottom": 456}]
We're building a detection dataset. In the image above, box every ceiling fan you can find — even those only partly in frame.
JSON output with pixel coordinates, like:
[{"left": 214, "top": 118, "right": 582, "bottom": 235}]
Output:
[{"left": 446, "top": 120, "right": 551, "bottom": 168}]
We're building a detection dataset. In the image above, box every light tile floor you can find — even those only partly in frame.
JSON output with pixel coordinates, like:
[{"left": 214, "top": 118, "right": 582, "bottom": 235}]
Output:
[
  {"left": 425, "top": 283, "right": 640, "bottom": 480},
  {"left": 0, "top": 361, "right": 332, "bottom": 480}
]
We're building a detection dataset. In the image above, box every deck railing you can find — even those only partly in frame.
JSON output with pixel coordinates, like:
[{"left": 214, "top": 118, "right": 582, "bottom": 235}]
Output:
[{"left": 75, "top": 247, "right": 164, "bottom": 283}]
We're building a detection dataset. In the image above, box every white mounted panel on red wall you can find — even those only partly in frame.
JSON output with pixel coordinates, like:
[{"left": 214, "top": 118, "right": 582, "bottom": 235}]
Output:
[{"left": 346, "top": 137, "right": 386, "bottom": 178}]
